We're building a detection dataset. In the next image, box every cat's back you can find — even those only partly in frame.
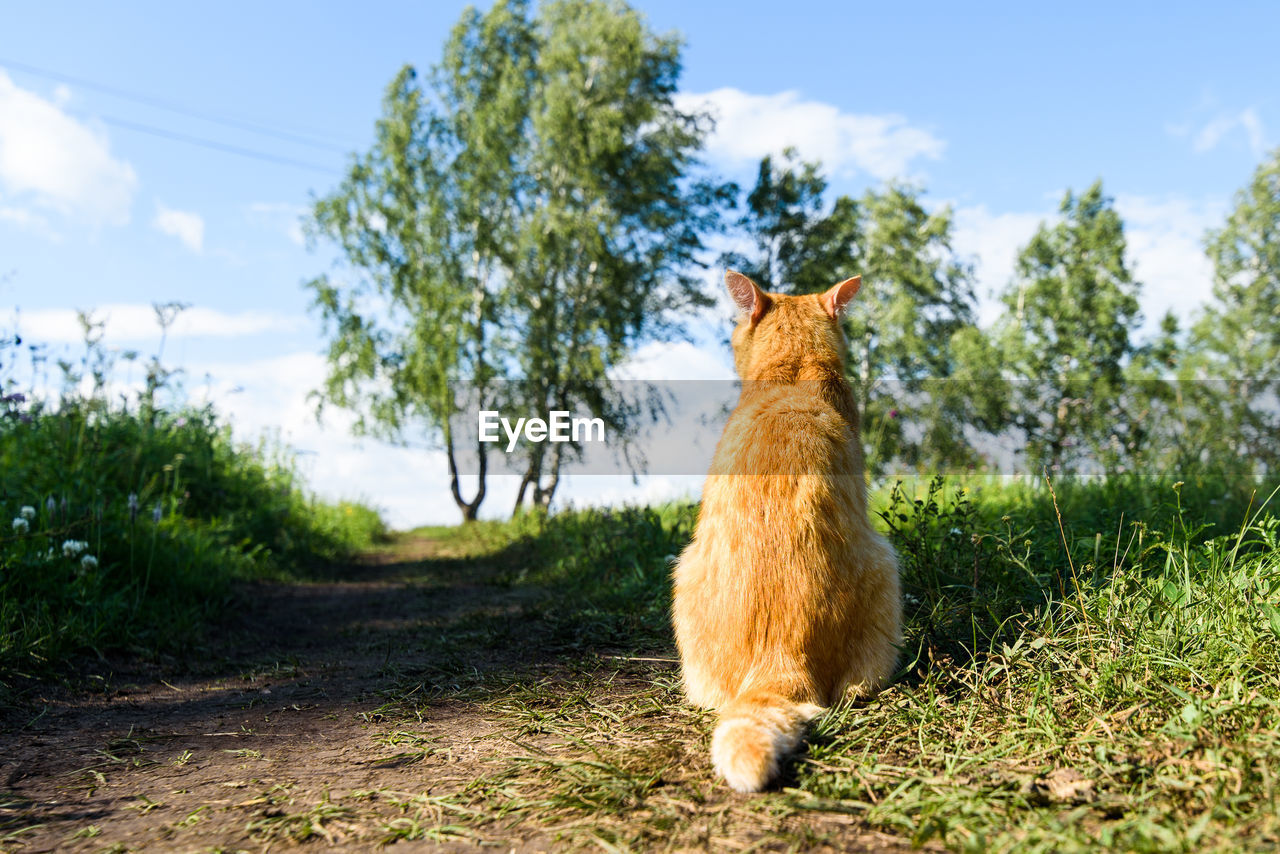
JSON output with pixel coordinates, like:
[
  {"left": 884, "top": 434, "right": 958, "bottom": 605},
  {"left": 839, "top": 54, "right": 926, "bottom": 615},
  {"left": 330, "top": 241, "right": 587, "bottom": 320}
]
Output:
[
  {"left": 709, "top": 381, "right": 856, "bottom": 478},
  {"left": 674, "top": 377, "right": 882, "bottom": 708}
]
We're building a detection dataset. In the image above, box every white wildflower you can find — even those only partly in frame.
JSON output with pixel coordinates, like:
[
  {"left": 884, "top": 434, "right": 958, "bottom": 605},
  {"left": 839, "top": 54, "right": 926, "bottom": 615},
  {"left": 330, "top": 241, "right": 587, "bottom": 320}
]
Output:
[
  {"left": 152, "top": 503, "right": 163, "bottom": 523},
  {"left": 12, "top": 517, "right": 29, "bottom": 534},
  {"left": 45, "top": 496, "right": 56, "bottom": 514},
  {"left": 128, "top": 492, "right": 139, "bottom": 522},
  {"left": 19, "top": 505, "right": 35, "bottom": 521},
  {"left": 62, "top": 539, "right": 88, "bottom": 558},
  {"left": 80, "top": 554, "right": 99, "bottom": 572}
]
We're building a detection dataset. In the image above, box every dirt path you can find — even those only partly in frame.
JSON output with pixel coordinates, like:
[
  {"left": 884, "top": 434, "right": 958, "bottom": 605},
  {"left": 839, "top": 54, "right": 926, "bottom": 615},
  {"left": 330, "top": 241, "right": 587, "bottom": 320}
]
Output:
[{"left": 0, "top": 535, "right": 909, "bottom": 853}]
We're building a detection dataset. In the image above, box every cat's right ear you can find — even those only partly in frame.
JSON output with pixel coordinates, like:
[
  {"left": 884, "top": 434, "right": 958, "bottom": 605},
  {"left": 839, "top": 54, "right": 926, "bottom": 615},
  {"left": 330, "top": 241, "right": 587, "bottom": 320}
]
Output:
[
  {"left": 821, "top": 275, "right": 862, "bottom": 320},
  {"left": 726, "top": 270, "right": 771, "bottom": 324}
]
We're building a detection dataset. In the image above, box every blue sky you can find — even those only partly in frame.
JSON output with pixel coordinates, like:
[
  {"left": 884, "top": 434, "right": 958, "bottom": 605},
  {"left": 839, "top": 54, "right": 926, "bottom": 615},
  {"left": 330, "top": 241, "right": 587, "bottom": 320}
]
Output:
[{"left": 1, "top": 2, "right": 1276, "bottom": 525}]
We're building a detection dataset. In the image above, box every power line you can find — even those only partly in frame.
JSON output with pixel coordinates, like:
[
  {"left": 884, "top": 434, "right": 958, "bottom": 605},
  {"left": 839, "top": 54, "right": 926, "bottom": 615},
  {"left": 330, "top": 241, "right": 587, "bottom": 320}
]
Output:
[
  {"left": 0, "top": 57, "right": 358, "bottom": 154},
  {"left": 97, "top": 114, "right": 342, "bottom": 176}
]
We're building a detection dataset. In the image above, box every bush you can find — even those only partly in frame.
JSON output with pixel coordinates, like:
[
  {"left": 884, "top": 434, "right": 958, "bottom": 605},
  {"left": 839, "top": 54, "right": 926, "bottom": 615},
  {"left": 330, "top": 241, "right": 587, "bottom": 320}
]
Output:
[{"left": 0, "top": 394, "right": 385, "bottom": 678}]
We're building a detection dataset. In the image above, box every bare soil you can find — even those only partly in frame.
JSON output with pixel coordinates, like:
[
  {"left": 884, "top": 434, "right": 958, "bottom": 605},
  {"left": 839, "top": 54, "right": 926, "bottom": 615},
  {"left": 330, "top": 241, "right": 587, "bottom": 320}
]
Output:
[{"left": 0, "top": 535, "right": 909, "bottom": 853}]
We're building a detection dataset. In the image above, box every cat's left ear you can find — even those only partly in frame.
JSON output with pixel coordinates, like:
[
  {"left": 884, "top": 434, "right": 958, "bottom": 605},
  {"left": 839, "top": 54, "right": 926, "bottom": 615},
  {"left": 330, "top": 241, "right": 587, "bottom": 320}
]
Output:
[
  {"left": 821, "top": 276, "right": 862, "bottom": 319},
  {"left": 726, "top": 270, "right": 771, "bottom": 324}
]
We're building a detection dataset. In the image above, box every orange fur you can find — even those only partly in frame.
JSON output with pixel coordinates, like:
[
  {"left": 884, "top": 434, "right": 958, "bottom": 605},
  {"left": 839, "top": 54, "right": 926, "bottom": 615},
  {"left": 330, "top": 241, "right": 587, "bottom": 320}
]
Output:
[{"left": 672, "top": 271, "right": 902, "bottom": 793}]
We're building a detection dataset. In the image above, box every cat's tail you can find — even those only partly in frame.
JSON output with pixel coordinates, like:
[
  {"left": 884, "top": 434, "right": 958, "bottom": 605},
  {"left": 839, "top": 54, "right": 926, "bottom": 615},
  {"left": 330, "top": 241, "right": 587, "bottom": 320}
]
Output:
[{"left": 711, "top": 688, "right": 824, "bottom": 793}]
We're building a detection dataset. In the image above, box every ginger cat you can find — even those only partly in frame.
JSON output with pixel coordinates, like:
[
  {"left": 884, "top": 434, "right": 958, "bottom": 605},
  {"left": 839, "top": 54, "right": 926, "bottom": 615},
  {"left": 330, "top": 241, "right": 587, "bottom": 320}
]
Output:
[{"left": 672, "top": 270, "right": 902, "bottom": 793}]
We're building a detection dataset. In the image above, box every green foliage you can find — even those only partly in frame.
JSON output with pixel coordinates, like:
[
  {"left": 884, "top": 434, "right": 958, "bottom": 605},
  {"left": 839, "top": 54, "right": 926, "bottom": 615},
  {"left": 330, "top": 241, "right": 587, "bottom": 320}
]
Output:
[
  {"left": 507, "top": 0, "right": 727, "bottom": 510},
  {"left": 801, "top": 475, "right": 1280, "bottom": 851},
  {"left": 307, "top": 60, "right": 504, "bottom": 521},
  {"left": 726, "top": 153, "right": 989, "bottom": 472},
  {"left": 1099, "top": 148, "right": 1280, "bottom": 479},
  {"left": 308, "top": 0, "right": 728, "bottom": 519},
  {"left": 851, "top": 186, "right": 994, "bottom": 472},
  {"left": 0, "top": 357, "right": 385, "bottom": 680},
  {"left": 723, "top": 154, "right": 1280, "bottom": 479},
  {"left": 1190, "top": 146, "right": 1280, "bottom": 473},
  {"left": 508, "top": 503, "right": 696, "bottom": 647},
  {"left": 722, "top": 148, "right": 859, "bottom": 294},
  {"left": 1115, "top": 309, "right": 1193, "bottom": 473},
  {"left": 880, "top": 474, "right": 1270, "bottom": 661},
  {"left": 995, "top": 181, "right": 1142, "bottom": 472}
]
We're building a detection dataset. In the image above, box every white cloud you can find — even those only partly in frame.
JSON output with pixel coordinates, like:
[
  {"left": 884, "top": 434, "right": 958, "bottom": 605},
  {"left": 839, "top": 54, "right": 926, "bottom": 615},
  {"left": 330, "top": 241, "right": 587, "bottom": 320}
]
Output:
[
  {"left": 556, "top": 474, "right": 704, "bottom": 512},
  {"left": 188, "top": 350, "right": 525, "bottom": 528},
  {"left": 951, "top": 205, "right": 1047, "bottom": 326},
  {"left": 1240, "top": 109, "right": 1267, "bottom": 156},
  {"left": 1192, "top": 114, "right": 1235, "bottom": 153},
  {"left": 190, "top": 350, "right": 717, "bottom": 528},
  {"left": 16, "top": 316, "right": 724, "bottom": 528},
  {"left": 952, "top": 194, "right": 1226, "bottom": 335},
  {"left": 1189, "top": 108, "right": 1268, "bottom": 157},
  {"left": 0, "top": 69, "right": 136, "bottom": 226},
  {"left": 0, "top": 205, "right": 57, "bottom": 239},
  {"left": 1115, "top": 194, "right": 1225, "bottom": 332},
  {"left": 10, "top": 304, "right": 307, "bottom": 344},
  {"left": 247, "top": 201, "right": 307, "bottom": 246},
  {"left": 677, "top": 87, "right": 944, "bottom": 180},
  {"left": 152, "top": 202, "right": 204, "bottom": 252},
  {"left": 613, "top": 339, "right": 735, "bottom": 381}
]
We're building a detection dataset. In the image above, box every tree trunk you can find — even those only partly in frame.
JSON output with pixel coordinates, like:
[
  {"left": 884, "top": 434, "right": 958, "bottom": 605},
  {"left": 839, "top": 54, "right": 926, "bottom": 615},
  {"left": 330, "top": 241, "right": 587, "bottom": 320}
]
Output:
[
  {"left": 533, "top": 435, "right": 565, "bottom": 508},
  {"left": 513, "top": 468, "right": 534, "bottom": 513},
  {"left": 534, "top": 472, "right": 559, "bottom": 508},
  {"left": 446, "top": 429, "right": 487, "bottom": 523},
  {"left": 513, "top": 447, "right": 543, "bottom": 515}
]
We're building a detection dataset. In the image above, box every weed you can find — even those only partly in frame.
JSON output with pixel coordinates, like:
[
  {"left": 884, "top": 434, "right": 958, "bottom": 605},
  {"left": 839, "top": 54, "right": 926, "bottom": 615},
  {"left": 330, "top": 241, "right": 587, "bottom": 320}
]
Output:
[
  {"left": 245, "top": 796, "right": 355, "bottom": 845},
  {"left": 0, "top": 315, "right": 387, "bottom": 685},
  {"left": 374, "top": 476, "right": 1280, "bottom": 850}
]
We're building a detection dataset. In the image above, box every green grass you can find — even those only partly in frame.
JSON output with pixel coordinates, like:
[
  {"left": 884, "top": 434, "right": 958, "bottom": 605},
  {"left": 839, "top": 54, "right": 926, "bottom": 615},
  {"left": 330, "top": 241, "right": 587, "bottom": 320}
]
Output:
[
  {"left": 377, "top": 475, "right": 1280, "bottom": 851},
  {"left": 0, "top": 396, "right": 386, "bottom": 682},
  {"left": 801, "top": 477, "right": 1280, "bottom": 851}
]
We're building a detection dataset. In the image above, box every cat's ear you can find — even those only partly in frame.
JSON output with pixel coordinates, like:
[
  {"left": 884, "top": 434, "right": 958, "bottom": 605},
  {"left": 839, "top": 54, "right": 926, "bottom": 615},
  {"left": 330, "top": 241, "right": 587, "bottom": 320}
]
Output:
[
  {"left": 726, "top": 270, "right": 770, "bottom": 324},
  {"left": 821, "top": 276, "right": 862, "bottom": 319}
]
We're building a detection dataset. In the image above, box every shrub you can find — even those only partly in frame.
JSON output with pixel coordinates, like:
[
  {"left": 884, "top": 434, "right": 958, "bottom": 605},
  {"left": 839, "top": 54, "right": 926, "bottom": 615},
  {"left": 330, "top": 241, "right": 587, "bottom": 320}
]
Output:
[{"left": 0, "top": 365, "right": 385, "bottom": 678}]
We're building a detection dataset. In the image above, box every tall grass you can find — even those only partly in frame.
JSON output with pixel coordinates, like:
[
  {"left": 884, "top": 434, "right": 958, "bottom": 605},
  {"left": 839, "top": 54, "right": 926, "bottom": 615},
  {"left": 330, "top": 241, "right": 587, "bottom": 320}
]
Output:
[
  {"left": 0, "top": 325, "right": 385, "bottom": 681},
  {"left": 507, "top": 503, "right": 696, "bottom": 648},
  {"left": 804, "top": 475, "right": 1280, "bottom": 850},
  {"left": 407, "top": 474, "right": 1280, "bottom": 850}
]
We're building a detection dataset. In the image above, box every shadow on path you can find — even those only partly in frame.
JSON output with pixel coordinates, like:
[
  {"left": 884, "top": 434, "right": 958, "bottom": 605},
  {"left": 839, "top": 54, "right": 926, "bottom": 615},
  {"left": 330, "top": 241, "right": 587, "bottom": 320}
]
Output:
[{"left": 0, "top": 533, "right": 671, "bottom": 852}]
